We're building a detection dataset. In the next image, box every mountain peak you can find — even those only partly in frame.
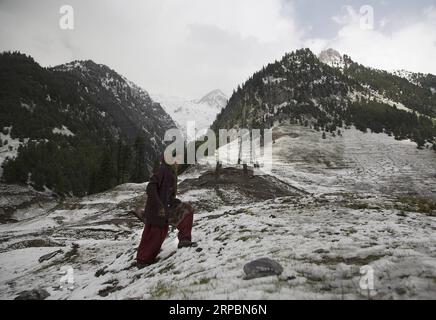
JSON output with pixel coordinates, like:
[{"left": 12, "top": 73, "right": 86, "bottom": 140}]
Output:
[
  {"left": 319, "top": 48, "right": 341, "bottom": 59},
  {"left": 318, "top": 48, "right": 346, "bottom": 69},
  {"left": 198, "top": 89, "right": 228, "bottom": 109},
  {"left": 53, "top": 59, "right": 110, "bottom": 74},
  {"left": 202, "top": 89, "right": 226, "bottom": 97}
]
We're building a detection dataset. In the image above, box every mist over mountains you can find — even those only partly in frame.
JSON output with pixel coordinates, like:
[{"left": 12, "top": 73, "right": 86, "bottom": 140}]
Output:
[{"left": 151, "top": 89, "right": 228, "bottom": 140}]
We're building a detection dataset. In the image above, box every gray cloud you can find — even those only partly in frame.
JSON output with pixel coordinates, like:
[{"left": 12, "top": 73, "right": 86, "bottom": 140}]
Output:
[{"left": 0, "top": 0, "right": 435, "bottom": 98}]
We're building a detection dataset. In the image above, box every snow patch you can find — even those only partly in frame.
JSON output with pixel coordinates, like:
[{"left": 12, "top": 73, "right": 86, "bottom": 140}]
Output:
[
  {"left": 349, "top": 87, "right": 416, "bottom": 114},
  {"left": 52, "top": 126, "right": 75, "bottom": 137},
  {"left": 263, "top": 76, "right": 286, "bottom": 85},
  {"left": 20, "top": 101, "right": 35, "bottom": 113},
  {"left": 0, "top": 127, "right": 27, "bottom": 177}
]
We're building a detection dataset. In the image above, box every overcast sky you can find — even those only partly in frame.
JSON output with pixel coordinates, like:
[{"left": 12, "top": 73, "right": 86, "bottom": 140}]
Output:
[{"left": 1, "top": 0, "right": 435, "bottom": 98}]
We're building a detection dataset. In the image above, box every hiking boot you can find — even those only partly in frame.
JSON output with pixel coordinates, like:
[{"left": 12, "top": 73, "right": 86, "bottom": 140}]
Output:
[
  {"left": 136, "top": 262, "right": 148, "bottom": 270},
  {"left": 136, "top": 259, "right": 158, "bottom": 269},
  {"left": 178, "top": 240, "right": 198, "bottom": 249}
]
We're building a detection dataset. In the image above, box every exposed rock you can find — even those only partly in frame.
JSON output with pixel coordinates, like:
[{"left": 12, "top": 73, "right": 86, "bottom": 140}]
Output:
[
  {"left": 314, "top": 249, "right": 330, "bottom": 254},
  {"left": 38, "top": 249, "right": 63, "bottom": 263},
  {"left": 178, "top": 167, "right": 304, "bottom": 205},
  {"left": 14, "top": 289, "right": 50, "bottom": 300},
  {"left": 243, "top": 258, "right": 283, "bottom": 280}
]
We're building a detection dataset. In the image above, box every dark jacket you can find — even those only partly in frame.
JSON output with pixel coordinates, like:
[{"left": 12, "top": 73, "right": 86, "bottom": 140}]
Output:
[{"left": 144, "top": 163, "right": 176, "bottom": 227}]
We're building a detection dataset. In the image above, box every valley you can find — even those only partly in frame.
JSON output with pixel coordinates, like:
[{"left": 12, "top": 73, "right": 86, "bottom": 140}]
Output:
[
  {"left": 0, "top": 47, "right": 435, "bottom": 300},
  {"left": 0, "top": 124, "right": 434, "bottom": 300}
]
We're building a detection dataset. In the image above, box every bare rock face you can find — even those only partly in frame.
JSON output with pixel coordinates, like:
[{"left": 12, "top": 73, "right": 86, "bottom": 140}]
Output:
[
  {"left": 318, "top": 48, "right": 343, "bottom": 66},
  {"left": 14, "top": 289, "right": 50, "bottom": 300},
  {"left": 243, "top": 258, "right": 283, "bottom": 280}
]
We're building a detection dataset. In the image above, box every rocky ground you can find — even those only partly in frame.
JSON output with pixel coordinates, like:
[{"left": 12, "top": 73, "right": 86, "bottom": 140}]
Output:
[{"left": 0, "top": 125, "right": 435, "bottom": 300}]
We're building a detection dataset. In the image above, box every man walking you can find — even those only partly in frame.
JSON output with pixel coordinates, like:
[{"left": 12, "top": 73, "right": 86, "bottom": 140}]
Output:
[{"left": 136, "top": 158, "right": 197, "bottom": 268}]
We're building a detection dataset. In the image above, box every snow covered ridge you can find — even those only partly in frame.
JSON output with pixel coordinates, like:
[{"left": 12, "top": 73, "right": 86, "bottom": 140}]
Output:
[
  {"left": 54, "top": 60, "right": 155, "bottom": 103},
  {"left": 317, "top": 49, "right": 436, "bottom": 119},
  {"left": 389, "top": 69, "right": 432, "bottom": 88},
  {"left": 53, "top": 61, "right": 90, "bottom": 73},
  {"left": 318, "top": 48, "right": 433, "bottom": 90}
]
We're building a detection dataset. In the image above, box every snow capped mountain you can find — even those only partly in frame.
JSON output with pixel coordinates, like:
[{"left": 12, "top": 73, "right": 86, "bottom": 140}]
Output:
[
  {"left": 391, "top": 69, "right": 422, "bottom": 86},
  {"left": 197, "top": 89, "right": 228, "bottom": 110},
  {"left": 214, "top": 48, "right": 435, "bottom": 151},
  {"left": 151, "top": 90, "right": 228, "bottom": 140},
  {"left": 318, "top": 49, "right": 436, "bottom": 95}
]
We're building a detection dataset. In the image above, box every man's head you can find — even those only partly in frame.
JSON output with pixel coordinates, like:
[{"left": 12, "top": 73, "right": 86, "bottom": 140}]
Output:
[{"left": 161, "top": 154, "right": 178, "bottom": 173}]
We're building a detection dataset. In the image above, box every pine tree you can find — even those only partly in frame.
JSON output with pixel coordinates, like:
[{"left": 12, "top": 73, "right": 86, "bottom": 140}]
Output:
[
  {"left": 119, "top": 143, "right": 132, "bottom": 184},
  {"left": 131, "top": 135, "right": 148, "bottom": 183},
  {"left": 116, "top": 140, "right": 123, "bottom": 184},
  {"left": 94, "top": 150, "right": 116, "bottom": 193}
]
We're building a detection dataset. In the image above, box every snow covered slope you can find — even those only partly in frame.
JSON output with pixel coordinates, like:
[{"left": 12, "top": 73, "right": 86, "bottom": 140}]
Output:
[
  {"left": 391, "top": 70, "right": 422, "bottom": 87},
  {"left": 151, "top": 90, "right": 227, "bottom": 139},
  {"left": 0, "top": 125, "right": 435, "bottom": 300},
  {"left": 319, "top": 49, "right": 424, "bottom": 89}
]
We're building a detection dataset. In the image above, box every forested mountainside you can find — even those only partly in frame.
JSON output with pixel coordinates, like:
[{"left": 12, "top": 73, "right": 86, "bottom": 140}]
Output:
[
  {"left": 0, "top": 52, "right": 176, "bottom": 196},
  {"left": 212, "top": 48, "right": 436, "bottom": 149}
]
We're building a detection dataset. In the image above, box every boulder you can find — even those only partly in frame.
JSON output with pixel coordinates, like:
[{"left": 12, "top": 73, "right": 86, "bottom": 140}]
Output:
[
  {"left": 243, "top": 258, "right": 283, "bottom": 280},
  {"left": 14, "top": 289, "right": 50, "bottom": 300}
]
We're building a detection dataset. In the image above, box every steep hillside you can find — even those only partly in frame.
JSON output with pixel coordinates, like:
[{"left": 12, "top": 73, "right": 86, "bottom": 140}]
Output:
[
  {"left": 212, "top": 48, "right": 436, "bottom": 149},
  {"left": 0, "top": 52, "right": 176, "bottom": 196},
  {"left": 53, "top": 60, "right": 174, "bottom": 142}
]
